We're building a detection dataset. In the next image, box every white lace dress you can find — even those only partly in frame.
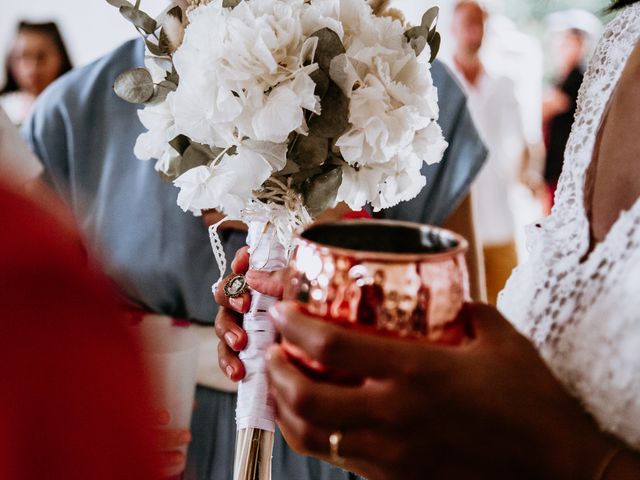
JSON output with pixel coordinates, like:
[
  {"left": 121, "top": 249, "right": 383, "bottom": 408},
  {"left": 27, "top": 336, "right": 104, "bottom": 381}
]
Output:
[{"left": 499, "top": 4, "right": 640, "bottom": 450}]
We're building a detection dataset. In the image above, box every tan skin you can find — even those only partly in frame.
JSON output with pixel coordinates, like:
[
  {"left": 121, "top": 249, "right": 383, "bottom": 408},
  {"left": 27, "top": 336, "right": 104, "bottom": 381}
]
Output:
[
  {"left": 451, "top": 3, "right": 486, "bottom": 88},
  {"left": 214, "top": 41, "right": 640, "bottom": 479},
  {"left": 9, "top": 31, "right": 65, "bottom": 97}
]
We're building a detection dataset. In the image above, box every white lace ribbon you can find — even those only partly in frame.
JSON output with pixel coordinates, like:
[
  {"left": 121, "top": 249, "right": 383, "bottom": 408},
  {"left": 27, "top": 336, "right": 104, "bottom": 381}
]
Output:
[
  {"left": 236, "top": 219, "right": 289, "bottom": 431},
  {"left": 208, "top": 216, "right": 230, "bottom": 294}
]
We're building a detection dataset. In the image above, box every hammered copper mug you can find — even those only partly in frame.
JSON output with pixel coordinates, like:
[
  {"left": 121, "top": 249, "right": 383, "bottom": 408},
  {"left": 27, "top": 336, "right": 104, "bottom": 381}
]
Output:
[{"left": 283, "top": 220, "right": 471, "bottom": 353}]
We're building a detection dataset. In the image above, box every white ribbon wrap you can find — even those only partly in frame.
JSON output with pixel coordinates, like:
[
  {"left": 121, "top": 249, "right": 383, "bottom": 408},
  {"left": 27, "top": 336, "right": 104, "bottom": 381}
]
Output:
[{"left": 236, "top": 218, "right": 288, "bottom": 431}]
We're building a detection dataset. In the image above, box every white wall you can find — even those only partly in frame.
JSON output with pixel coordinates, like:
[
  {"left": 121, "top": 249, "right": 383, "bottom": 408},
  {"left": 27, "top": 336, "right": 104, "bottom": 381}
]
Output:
[{"left": 0, "top": 0, "right": 170, "bottom": 84}]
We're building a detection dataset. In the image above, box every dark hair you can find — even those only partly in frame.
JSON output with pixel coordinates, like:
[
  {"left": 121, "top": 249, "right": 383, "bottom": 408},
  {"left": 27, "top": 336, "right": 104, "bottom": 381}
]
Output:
[
  {"left": 608, "top": 0, "right": 640, "bottom": 11},
  {"left": 1, "top": 21, "right": 73, "bottom": 95}
]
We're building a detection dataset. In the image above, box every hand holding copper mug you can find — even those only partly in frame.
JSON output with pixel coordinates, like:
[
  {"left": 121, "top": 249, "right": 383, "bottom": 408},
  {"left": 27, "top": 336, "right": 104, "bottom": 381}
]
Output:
[{"left": 266, "top": 301, "right": 611, "bottom": 480}]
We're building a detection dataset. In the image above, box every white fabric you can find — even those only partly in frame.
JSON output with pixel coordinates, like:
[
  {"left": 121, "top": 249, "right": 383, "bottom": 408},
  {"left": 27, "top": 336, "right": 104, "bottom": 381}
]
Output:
[
  {"left": 499, "top": 4, "right": 640, "bottom": 450},
  {"left": 0, "top": 106, "right": 43, "bottom": 184},
  {"left": 0, "top": 91, "right": 34, "bottom": 126},
  {"left": 449, "top": 67, "right": 527, "bottom": 245}
]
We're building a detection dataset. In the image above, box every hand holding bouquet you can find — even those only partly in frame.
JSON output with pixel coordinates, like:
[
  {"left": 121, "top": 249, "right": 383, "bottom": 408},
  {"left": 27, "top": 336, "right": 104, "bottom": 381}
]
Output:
[{"left": 108, "top": 1, "right": 446, "bottom": 478}]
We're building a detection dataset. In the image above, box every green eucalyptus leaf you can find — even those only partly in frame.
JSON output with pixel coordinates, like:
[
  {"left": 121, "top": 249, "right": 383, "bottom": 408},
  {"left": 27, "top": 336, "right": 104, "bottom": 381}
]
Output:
[
  {"left": 120, "top": 5, "right": 158, "bottom": 34},
  {"left": 310, "top": 69, "right": 330, "bottom": 98},
  {"left": 160, "top": 7, "right": 185, "bottom": 54},
  {"left": 308, "top": 81, "right": 349, "bottom": 138},
  {"left": 243, "top": 140, "right": 288, "bottom": 170},
  {"left": 405, "top": 26, "right": 428, "bottom": 57},
  {"left": 428, "top": 25, "right": 438, "bottom": 43},
  {"left": 303, "top": 167, "right": 343, "bottom": 216},
  {"left": 106, "top": 0, "right": 132, "bottom": 7},
  {"left": 429, "top": 32, "right": 441, "bottom": 63},
  {"left": 113, "top": 68, "right": 155, "bottom": 104},
  {"left": 158, "top": 79, "right": 177, "bottom": 91},
  {"left": 421, "top": 7, "right": 439, "bottom": 31},
  {"left": 169, "top": 135, "right": 191, "bottom": 155},
  {"left": 166, "top": 5, "right": 183, "bottom": 22},
  {"left": 278, "top": 159, "right": 301, "bottom": 175},
  {"left": 144, "top": 38, "right": 165, "bottom": 56},
  {"left": 291, "top": 166, "right": 324, "bottom": 188},
  {"left": 180, "top": 143, "right": 224, "bottom": 174},
  {"left": 165, "top": 68, "right": 179, "bottom": 86},
  {"left": 326, "top": 153, "right": 347, "bottom": 167},
  {"left": 158, "top": 29, "right": 173, "bottom": 55},
  {"left": 311, "top": 28, "right": 346, "bottom": 74},
  {"left": 292, "top": 134, "right": 329, "bottom": 168}
]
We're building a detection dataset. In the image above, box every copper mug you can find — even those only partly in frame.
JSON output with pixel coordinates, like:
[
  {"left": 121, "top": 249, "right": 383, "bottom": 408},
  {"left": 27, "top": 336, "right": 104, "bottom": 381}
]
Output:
[{"left": 283, "top": 220, "right": 471, "bottom": 361}]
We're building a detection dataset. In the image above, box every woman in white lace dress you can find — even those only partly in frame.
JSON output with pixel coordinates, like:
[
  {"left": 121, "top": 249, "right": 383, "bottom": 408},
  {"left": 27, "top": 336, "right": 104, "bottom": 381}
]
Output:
[{"left": 215, "top": 1, "right": 640, "bottom": 478}]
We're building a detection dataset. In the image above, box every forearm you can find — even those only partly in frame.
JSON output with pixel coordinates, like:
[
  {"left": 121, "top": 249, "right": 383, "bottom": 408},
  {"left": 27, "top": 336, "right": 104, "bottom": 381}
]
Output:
[
  {"left": 603, "top": 447, "right": 640, "bottom": 480},
  {"left": 541, "top": 407, "right": 640, "bottom": 479}
]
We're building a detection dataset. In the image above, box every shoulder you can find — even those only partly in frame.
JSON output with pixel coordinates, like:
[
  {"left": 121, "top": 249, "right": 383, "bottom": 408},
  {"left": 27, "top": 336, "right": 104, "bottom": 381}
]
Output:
[
  {"left": 431, "top": 60, "right": 476, "bottom": 138},
  {"left": 431, "top": 60, "right": 466, "bottom": 107},
  {"left": 25, "top": 39, "right": 143, "bottom": 158}
]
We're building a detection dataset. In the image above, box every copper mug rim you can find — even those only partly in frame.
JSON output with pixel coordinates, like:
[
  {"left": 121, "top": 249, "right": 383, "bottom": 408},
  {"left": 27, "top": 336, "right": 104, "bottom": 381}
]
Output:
[{"left": 294, "top": 219, "right": 469, "bottom": 264}]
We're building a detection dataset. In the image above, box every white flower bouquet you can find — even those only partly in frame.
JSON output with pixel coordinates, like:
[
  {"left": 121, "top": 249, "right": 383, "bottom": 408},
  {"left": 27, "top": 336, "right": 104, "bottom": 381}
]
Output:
[{"left": 108, "top": 0, "right": 446, "bottom": 478}]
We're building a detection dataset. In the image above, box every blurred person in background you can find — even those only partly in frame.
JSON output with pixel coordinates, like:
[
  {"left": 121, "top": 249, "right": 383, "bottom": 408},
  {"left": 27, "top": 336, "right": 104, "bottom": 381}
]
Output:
[
  {"left": 448, "top": 0, "right": 528, "bottom": 305},
  {"left": 0, "top": 174, "right": 161, "bottom": 479},
  {"left": 543, "top": 9, "right": 602, "bottom": 211},
  {"left": 0, "top": 21, "right": 72, "bottom": 126}
]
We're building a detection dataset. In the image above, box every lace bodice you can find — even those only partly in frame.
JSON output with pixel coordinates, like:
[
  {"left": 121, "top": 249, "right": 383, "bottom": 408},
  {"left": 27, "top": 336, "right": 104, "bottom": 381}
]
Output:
[{"left": 499, "top": 4, "right": 640, "bottom": 449}]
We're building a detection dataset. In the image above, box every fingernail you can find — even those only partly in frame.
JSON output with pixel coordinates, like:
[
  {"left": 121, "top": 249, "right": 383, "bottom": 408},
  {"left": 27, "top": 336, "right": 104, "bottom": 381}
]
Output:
[
  {"left": 179, "top": 431, "right": 192, "bottom": 443},
  {"left": 269, "top": 304, "right": 281, "bottom": 323},
  {"left": 229, "top": 297, "right": 244, "bottom": 311},
  {"left": 225, "top": 331, "right": 238, "bottom": 347},
  {"left": 226, "top": 365, "right": 234, "bottom": 378}
]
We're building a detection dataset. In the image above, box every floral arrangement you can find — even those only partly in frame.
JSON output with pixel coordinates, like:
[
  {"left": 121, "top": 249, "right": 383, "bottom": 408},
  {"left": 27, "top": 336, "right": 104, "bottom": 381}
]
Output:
[
  {"left": 109, "top": 0, "right": 445, "bottom": 221},
  {"left": 108, "top": 1, "right": 445, "bottom": 478}
]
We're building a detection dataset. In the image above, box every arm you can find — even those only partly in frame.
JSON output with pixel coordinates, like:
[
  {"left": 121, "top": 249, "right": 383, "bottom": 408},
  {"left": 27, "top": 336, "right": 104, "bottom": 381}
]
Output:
[{"left": 266, "top": 302, "right": 640, "bottom": 480}]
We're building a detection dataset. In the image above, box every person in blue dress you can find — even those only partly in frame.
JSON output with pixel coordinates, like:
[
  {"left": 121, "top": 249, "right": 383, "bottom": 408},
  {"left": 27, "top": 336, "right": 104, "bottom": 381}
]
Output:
[{"left": 22, "top": 12, "right": 485, "bottom": 480}]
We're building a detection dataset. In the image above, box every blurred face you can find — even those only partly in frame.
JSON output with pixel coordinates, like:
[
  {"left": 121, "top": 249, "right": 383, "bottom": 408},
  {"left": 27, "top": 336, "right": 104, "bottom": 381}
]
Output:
[
  {"left": 9, "top": 30, "right": 65, "bottom": 96},
  {"left": 552, "top": 30, "right": 587, "bottom": 71},
  {"left": 452, "top": 3, "right": 486, "bottom": 56}
]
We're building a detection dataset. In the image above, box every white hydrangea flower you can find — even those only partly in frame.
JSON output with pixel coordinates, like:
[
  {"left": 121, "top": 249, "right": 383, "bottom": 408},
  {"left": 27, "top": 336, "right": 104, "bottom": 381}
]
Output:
[
  {"left": 328, "top": 1, "right": 446, "bottom": 210},
  {"left": 134, "top": 92, "right": 180, "bottom": 175},
  {"left": 174, "top": 144, "right": 280, "bottom": 217},
  {"left": 132, "top": 0, "right": 447, "bottom": 217},
  {"left": 171, "top": 0, "right": 320, "bottom": 150}
]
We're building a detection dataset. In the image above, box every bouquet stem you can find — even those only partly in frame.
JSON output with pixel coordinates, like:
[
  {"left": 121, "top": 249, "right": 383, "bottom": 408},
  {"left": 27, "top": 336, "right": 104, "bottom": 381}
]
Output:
[
  {"left": 233, "top": 219, "right": 288, "bottom": 480},
  {"left": 234, "top": 428, "right": 274, "bottom": 480}
]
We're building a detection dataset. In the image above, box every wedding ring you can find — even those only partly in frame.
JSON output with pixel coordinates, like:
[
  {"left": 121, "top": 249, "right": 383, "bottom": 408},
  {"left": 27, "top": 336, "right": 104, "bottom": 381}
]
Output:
[
  {"left": 329, "top": 431, "right": 345, "bottom": 465},
  {"left": 223, "top": 274, "right": 248, "bottom": 298}
]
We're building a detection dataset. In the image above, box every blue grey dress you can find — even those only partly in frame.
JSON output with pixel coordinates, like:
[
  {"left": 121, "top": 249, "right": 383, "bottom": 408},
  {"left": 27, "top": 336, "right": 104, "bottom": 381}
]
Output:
[{"left": 23, "top": 38, "right": 484, "bottom": 480}]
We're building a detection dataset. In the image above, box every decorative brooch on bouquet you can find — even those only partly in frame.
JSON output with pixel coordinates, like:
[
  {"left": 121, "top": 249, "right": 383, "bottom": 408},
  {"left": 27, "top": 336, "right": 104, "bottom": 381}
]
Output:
[{"left": 108, "top": 0, "right": 446, "bottom": 478}]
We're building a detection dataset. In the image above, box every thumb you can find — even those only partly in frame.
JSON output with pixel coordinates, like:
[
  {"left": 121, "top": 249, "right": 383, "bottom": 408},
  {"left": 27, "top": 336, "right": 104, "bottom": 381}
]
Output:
[
  {"left": 462, "top": 303, "right": 515, "bottom": 344},
  {"left": 245, "top": 268, "right": 286, "bottom": 298}
]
